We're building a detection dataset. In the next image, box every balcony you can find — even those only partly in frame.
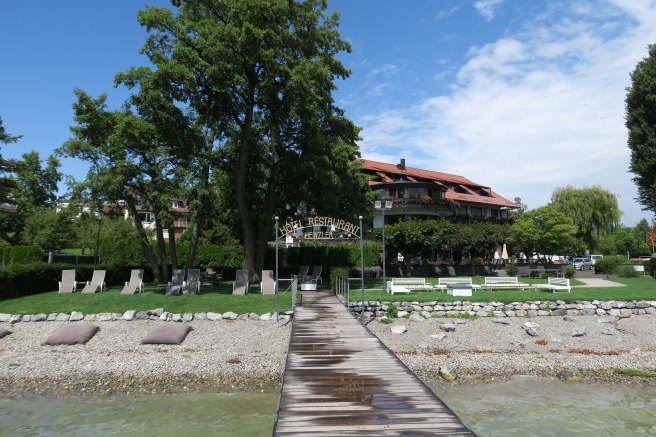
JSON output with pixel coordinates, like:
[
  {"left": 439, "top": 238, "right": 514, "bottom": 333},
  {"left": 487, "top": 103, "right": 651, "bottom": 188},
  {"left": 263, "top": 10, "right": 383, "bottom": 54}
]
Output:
[
  {"left": 377, "top": 198, "right": 456, "bottom": 216},
  {"left": 446, "top": 214, "right": 515, "bottom": 225}
]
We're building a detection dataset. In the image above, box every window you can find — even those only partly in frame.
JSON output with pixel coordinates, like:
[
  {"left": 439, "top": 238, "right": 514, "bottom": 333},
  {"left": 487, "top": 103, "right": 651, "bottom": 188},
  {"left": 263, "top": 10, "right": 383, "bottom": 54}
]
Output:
[
  {"left": 491, "top": 209, "right": 498, "bottom": 218},
  {"left": 500, "top": 209, "right": 508, "bottom": 218},
  {"left": 397, "top": 188, "right": 405, "bottom": 198},
  {"left": 459, "top": 206, "right": 467, "bottom": 215},
  {"left": 162, "top": 229, "right": 169, "bottom": 239},
  {"left": 135, "top": 199, "right": 142, "bottom": 207},
  {"left": 171, "top": 200, "right": 184, "bottom": 208},
  {"left": 138, "top": 212, "right": 154, "bottom": 223},
  {"left": 470, "top": 207, "right": 482, "bottom": 216},
  {"left": 377, "top": 189, "right": 386, "bottom": 199}
]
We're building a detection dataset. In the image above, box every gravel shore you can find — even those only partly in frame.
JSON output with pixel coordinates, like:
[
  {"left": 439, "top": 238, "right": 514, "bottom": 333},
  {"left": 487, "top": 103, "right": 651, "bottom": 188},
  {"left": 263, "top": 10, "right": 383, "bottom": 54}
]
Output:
[
  {"left": 1, "top": 312, "right": 655, "bottom": 399},
  {"left": 0, "top": 319, "right": 292, "bottom": 399}
]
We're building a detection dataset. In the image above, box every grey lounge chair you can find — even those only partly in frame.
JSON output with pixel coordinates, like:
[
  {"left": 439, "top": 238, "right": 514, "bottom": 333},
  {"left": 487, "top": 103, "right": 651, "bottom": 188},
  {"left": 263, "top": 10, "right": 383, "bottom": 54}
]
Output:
[
  {"left": 167, "top": 269, "right": 185, "bottom": 295},
  {"left": 183, "top": 269, "right": 201, "bottom": 295},
  {"left": 292, "top": 266, "right": 309, "bottom": 280},
  {"left": 304, "top": 266, "right": 322, "bottom": 284},
  {"left": 81, "top": 270, "right": 106, "bottom": 294},
  {"left": 260, "top": 270, "right": 275, "bottom": 295},
  {"left": 232, "top": 270, "right": 249, "bottom": 295},
  {"left": 58, "top": 269, "right": 77, "bottom": 294},
  {"left": 121, "top": 269, "right": 144, "bottom": 295}
]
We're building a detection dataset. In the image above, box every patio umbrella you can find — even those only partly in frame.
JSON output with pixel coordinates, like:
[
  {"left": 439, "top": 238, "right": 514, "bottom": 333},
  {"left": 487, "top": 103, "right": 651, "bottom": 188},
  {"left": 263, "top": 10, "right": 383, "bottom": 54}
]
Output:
[
  {"left": 494, "top": 250, "right": 500, "bottom": 259},
  {"left": 502, "top": 243, "right": 508, "bottom": 260}
]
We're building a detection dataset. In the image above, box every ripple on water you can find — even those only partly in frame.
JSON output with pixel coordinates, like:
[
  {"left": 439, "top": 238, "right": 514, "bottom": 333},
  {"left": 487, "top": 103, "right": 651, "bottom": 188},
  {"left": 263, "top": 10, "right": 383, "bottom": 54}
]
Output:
[
  {"left": 0, "top": 392, "right": 279, "bottom": 437},
  {"left": 432, "top": 376, "right": 656, "bottom": 437}
]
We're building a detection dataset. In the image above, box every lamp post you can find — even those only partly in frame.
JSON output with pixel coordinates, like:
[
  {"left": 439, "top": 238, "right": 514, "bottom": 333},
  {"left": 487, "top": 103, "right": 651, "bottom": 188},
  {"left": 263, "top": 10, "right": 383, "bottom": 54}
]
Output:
[
  {"left": 93, "top": 210, "right": 104, "bottom": 270},
  {"left": 359, "top": 215, "right": 365, "bottom": 322},
  {"left": 374, "top": 201, "right": 393, "bottom": 294},
  {"left": 275, "top": 216, "right": 279, "bottom": 323}
]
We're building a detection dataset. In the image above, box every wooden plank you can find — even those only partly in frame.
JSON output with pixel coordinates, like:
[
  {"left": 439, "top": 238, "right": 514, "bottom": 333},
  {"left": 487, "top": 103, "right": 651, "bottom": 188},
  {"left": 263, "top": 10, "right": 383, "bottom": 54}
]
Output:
[{"left": 273, "top": 291, "right": 477, "bottom": 436}]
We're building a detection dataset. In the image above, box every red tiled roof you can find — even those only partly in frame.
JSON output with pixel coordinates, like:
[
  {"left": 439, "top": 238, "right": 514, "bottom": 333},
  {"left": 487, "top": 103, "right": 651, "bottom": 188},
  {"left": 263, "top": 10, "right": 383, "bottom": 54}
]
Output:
[{"left": 361, "top": 159, "right": 519, "bottom": 209}]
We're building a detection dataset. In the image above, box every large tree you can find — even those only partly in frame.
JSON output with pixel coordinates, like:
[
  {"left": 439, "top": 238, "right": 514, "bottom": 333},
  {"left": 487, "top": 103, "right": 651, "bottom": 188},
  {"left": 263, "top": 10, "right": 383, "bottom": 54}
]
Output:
[
  {"left": 13, "top": 151, "right": 62, "bottom": 210},
  {"left": 0, "top": 117, "right": 21, "bottom": 206},
  {"left": 507, "top": 206, "right": 579, "bottom": 260},
  {"left": 626, "top": 44, "right": 656, "bottom": 216},
  {"left": 550, "top": 185, "right": 622, "bottom": 252},
  {"left": 121, "top": 0, "right": 372, "bottom": 280}
]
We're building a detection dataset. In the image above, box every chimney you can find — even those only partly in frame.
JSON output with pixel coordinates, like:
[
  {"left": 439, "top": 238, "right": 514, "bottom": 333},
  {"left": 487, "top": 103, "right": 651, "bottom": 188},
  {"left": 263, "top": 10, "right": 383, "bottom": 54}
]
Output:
[{"left": 397, "top": 158, "right": 406, "bottom": 171}]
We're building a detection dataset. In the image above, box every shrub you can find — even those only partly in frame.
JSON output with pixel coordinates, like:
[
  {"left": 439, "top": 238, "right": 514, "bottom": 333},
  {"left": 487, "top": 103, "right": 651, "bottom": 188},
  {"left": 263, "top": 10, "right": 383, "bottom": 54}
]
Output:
[
  {"left": 387, "top": 304, "right": 398, "bottom": 319},
  {"left": 8, "top": 246, "right": 43, "bottom": 265},
  {"left": 330, "top": 267, "right": 350, "bottom": 290},
  {"left": 617, "top": 265, "right": 639, "bottom": 278},
  {"left": 564, "top": 266, "right": 576, "bottom": 279},
  {"left": 594, "top": 256, "right": 624, "bottom": 274},
  {"left": 505, "top": 264, "right": 519, "bottom": 276}
]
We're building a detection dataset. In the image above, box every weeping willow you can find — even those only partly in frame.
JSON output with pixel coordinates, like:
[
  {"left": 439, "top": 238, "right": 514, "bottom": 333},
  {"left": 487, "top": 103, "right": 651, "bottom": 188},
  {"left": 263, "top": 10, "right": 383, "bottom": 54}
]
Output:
[{"left": 550, "top": 185, "right": 622, "bottom": 252}]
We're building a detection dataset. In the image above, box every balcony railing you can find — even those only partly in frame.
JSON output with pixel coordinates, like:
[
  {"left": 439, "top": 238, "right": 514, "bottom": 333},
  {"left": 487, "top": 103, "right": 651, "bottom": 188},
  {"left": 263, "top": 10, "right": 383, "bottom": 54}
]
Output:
[
  {"left": 378, "top": 198, "right": 456, "bottom": 215},
  {"left": 446, "top": 214, "right": 515, "bottom": 225}
]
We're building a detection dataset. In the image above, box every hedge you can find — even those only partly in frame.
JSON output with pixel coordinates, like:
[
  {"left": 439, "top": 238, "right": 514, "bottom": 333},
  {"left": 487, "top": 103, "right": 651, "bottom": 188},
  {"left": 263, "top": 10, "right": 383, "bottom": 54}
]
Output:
[
  {"left": 0, "top": 262, "right": 157, "bottom": 300},
  {"left": 284, "top": 243, "right": 380, "bottom": 269},
  {"left": 7, "top": 246, "right": 43, "bottom": 265}
]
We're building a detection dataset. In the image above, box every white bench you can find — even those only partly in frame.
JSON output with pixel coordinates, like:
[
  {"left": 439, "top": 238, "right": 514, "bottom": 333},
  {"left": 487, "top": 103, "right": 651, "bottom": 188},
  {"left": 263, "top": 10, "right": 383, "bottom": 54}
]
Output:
[
  {"left": 484, "top": 277, "right": 529, "bottom": 291},
  {"left": 434, "top": 277, "right": 481, "bottom": 292},
  {"left": 386, "top": 278, "right": 433, "bottom": 294},
  {"left": 534, "top": 277, "right": 571, "bottom": 293}
]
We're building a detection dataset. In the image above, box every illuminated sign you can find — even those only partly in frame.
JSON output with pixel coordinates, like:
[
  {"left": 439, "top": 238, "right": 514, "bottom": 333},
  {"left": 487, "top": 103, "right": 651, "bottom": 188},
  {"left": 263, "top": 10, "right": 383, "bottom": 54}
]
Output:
[{"left": 278, "top": 216, "right": 360, "bottom": 239}]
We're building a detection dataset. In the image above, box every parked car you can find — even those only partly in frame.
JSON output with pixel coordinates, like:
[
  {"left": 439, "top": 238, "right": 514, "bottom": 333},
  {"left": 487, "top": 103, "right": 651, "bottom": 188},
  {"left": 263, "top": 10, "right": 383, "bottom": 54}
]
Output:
[
  {"left": 590, "top": 254, "right": 603, "bottom": 265},
  {"left": 573, "top": 257, "right": 593, "bottom": 270}
]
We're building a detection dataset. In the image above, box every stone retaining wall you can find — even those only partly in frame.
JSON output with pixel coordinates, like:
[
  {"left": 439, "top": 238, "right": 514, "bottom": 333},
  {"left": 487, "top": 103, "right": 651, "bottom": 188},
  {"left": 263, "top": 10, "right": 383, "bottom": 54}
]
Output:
[{"left": 345, "top": 299, "right": 656, "bottom": 319}]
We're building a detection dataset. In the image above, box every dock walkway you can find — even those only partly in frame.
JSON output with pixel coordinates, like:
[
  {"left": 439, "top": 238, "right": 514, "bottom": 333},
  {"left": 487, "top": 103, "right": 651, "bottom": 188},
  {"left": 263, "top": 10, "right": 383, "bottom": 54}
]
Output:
[{"left": 273, "top": 291, "right": 476, "bottom": 436}]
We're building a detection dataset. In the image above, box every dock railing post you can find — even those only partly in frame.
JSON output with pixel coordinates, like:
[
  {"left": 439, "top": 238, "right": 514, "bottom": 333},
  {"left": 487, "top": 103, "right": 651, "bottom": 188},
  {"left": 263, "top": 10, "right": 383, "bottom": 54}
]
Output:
[{"left": 359, "top": 215, "right": 365, "bottom": 322}]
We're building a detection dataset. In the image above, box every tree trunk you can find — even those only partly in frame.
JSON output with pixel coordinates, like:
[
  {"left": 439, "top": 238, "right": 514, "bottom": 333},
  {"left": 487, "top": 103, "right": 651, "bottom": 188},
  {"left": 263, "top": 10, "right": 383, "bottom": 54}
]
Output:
[
  {"left": 235, "top": 98, "right": 256, "bottom": 281},
  {"left": 125, "top": 198, "right": 162, "bottom": 282},
  {"left": 186, "top": 160, "right": 210, "bottom": 269},
  {"left": 154, "top": 213, "right": 170, "bottom": 281},
  {"left": 253, "top": 142, "right": 281, "bottom": 281},
  {"left": 168, "top": 218, "right": 178, "bottom": 270}
]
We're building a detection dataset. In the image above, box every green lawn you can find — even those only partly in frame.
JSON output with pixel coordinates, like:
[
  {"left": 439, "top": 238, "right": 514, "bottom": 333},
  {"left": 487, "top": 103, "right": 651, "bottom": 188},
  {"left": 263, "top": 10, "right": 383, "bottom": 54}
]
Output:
[
  {"left": 0, "top": 276, "right": 653, "bottom": 315},
  {"left": 0, "top": 282, "right": 296, "bottom": 316},
  {"left": 346, "top": 276, "right": 656, "bottom": 304}
]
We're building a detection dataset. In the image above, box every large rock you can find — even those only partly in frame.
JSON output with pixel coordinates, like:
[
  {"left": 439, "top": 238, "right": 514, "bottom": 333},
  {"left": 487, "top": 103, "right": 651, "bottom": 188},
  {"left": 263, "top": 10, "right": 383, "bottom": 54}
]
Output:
[
  {"left": 571, "top": 327, "right": 587, "bottom": 337},
  {"left": 440, "top": 324, "right": 457, "bottom": 332},
  {"left": 69, "top": 312, "right": 84, "bottom": 322},
  {"left": 430, "top": 332, "right": 447, "bottom": 340},
  {"left": 183, "top": 313, "right": 194, "bottom": 322},
  {"left": 390, "top": 325, "right": 407, "bottom": 334},
  {"left": 491, "top": 318, "right": 509, "bottom": 325},
  {"left": 33, "top": 313, "right": 47, "bottom": 322},
  {"left": 122, "top": 310, "right": 136, "bottom": 321},
  {"left": 55, "top": 313, "right": 70, "bottom": 322},
  {"left": 206, "top": 312, "right": 223, "bottom": 321},
  {"left": 222, "top": 311, "right": 238, "bottom": 320},
  {"left": 408, "top": 313, "right": 424, "bottom": 323},
  {"left": 0, "top": 314, "right": 11, "bottom": 322}
]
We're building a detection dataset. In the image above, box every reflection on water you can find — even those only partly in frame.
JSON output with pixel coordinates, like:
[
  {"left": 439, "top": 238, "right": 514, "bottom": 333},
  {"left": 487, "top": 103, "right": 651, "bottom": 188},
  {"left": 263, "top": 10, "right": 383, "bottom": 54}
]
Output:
[
  {"left": 0, "top": 392, "right": 278, "bottom": 437},
  {"left": 433, "top": 376, "right": 656, "bottom": 437},
  {"left": 2, "top": 379, "right": 656, "bottom": 436}
]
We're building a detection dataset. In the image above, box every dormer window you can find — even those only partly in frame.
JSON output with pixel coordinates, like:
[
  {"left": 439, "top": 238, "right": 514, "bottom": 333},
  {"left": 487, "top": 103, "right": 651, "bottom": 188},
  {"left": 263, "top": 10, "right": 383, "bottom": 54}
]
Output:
[{"left": 172, "top": 200, "right": 184, "bottom": 208}]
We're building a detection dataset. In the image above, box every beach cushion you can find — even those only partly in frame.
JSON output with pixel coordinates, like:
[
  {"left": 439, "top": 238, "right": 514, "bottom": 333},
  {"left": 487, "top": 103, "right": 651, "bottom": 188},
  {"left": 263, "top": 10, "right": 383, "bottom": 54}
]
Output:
[
  {"left": 0, "top": 328, "right": 12, "bottom": 339},
  {"left": 42, "top": 324, "right": 100, "bottom": 345},
  {"left": 141, "top": 324, "right": 192, "bottom": 345}
]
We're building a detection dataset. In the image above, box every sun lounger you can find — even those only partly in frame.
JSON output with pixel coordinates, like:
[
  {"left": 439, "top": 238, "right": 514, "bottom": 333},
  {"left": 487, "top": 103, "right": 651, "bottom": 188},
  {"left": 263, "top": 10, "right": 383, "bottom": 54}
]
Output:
[
  {"left": 292, "top": 266, "right": 309, "bottom": 280},
  {"left": 233, "top": 270, "right": 249, "bottom": 295},
  {"left": 167, "top": 269, "right": 185, "bottom": 295},
  {"left": 121, "top": 269, "right": 144, "bottom": 295},
  {"left": 58, "top": 269, "right": 77, "bottom": 294},
  {"left": 183, "top": 269, "right": 201, "bottom": 295},
  {"left": 261, "top": 270, "right": 275, "bottom": 295},
  {"left": 81, "top": 270, "right": 106, "bottom": 294},
  {"left": 303, "top": 266, "right": 322, "bottom": 284}
]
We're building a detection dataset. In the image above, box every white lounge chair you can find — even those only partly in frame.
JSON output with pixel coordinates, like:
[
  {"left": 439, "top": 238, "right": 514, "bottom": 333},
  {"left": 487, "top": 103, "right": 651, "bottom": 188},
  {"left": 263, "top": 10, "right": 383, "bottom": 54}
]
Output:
[
  {"left": 121, "top": 269, "right": 144, "bottom": 295},
  {"left": 81, "top": 270, "right": 106, "bottom": 294},
  {"left": 233, "top": 270, "right": 249, "bottom": 295},
  {"left": 58, "top": 269, "right": 77, "bottom": 294},
  {"left": 167, "top": 269, "right": 185, "bottom": 295},
  {"left": 183, "top": 269, "right": 201, "bottom": 295},
  {"left": 261, "top": 270, "right": 275, "bottom": 295}
]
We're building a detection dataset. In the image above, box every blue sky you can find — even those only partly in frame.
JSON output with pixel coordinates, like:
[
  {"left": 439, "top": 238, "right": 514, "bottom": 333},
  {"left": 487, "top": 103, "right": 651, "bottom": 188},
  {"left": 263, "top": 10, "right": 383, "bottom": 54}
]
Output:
[{"left": 1, "top": 0, "right": 655, "bottom": 226}]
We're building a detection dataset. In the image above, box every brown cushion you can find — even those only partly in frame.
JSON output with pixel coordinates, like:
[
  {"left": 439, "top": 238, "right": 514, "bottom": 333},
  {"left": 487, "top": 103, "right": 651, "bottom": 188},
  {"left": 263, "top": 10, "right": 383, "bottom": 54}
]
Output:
[
  {"left": 141, "top": 324, "right": 192, "bottom": 345},
  {"left": 0, "top": 328, "right": 11, "bottom": 339},
  {"left": 42, "top": 324, "right": 100, "bottom": 345}
]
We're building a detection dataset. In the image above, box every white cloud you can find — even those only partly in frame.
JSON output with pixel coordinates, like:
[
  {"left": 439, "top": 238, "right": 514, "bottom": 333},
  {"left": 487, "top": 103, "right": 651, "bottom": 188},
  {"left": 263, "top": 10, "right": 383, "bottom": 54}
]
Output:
[
  {"left": 368, "top": 83, "right": 390, "bottom": 96},
  {"left": 436, "top": 6, "right": 460, "bottom": 20},
  {"left": 367, "top": 64, "right": 398, "bottom": 78},
  {"left": 357, "top": 1, "right": 656, "bottom": 224},
  {"left": 474, "top": 0, "right": 504, "bottom": 21}
]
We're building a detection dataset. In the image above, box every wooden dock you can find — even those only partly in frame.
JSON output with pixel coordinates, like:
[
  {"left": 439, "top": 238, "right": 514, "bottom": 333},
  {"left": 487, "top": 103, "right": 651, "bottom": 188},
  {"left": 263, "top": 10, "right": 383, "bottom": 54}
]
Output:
[{"left": 273, "top": 291, "right": 476, "bottom": 436}]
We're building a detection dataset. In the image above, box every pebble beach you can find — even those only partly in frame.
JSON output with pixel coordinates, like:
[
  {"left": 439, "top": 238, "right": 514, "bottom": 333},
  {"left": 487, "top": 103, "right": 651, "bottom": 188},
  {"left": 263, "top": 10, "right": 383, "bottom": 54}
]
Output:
[{"left": 1, "top": 308, "right": 656, "bottom": 399}]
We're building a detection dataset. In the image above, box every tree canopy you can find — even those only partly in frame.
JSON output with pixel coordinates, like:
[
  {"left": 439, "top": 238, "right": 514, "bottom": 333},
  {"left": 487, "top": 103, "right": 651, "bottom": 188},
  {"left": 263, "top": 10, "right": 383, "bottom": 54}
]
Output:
[
  {"left": 0, "top": 117, "right": 22, "bottom": 205},
  {"left": 549, "top": 185, "right": 622, "bottom": 252},
  {"left": 507, "top": 206, "right": 579, "bottom": 259},
  {"left": 626, "top": 44, "right": 656, "bottom": 216},
  {"left": 117, "top": 0, "right": 373, "bottom": 279}
]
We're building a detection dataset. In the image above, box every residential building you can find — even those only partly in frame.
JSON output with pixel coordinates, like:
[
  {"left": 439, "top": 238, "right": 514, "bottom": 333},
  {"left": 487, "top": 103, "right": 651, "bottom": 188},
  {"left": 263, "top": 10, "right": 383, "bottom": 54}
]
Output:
[{"left": 361, "top": 158, "right": 519, "bottom": 227}]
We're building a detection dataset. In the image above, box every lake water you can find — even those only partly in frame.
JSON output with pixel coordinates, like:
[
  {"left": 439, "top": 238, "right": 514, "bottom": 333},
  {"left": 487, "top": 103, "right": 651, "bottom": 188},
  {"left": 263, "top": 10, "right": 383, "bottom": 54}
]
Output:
[{"left": 2, "top": 378, "right": 656, "bottom": 436}]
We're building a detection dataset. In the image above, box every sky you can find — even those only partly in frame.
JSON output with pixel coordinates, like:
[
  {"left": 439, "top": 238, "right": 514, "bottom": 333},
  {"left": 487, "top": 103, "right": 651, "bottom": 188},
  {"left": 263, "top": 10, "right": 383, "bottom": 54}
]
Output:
[{"left": 1, "top": 0, "right": 656, "bottom": 226}]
